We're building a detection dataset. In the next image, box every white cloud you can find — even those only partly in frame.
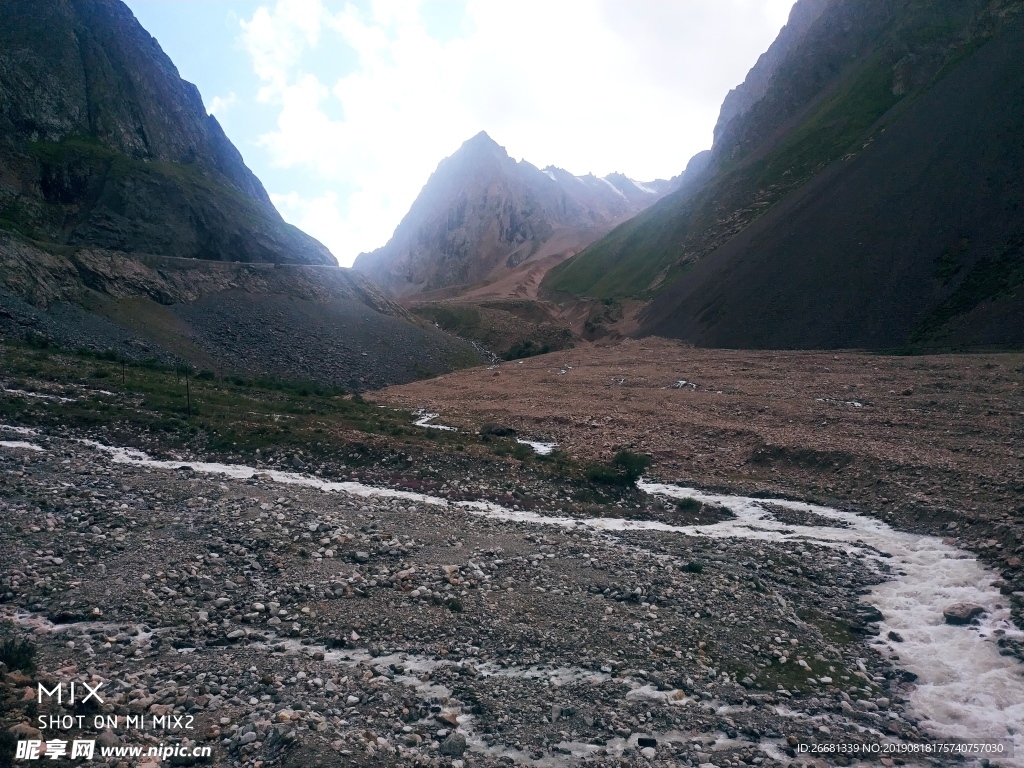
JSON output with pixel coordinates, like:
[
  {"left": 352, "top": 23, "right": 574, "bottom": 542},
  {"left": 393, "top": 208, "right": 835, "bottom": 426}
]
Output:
[
  {"left": 239, "top": 0, "right": 323, "bottom": 101},
  {"left": 271, "top": 190, "right": 353, "bottom": 258},
  {"left": 240, "top": 0, "right": 795, "bottom": 266},
  {"left": 207, "top": 92, "right": 238, "bottom": 118}
]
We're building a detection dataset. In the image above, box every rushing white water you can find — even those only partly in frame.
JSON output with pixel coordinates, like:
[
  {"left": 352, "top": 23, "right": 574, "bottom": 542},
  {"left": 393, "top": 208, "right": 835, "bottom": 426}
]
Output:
[
  {"left": 412, "top": 410, "right": 457, "bottom": 431},
  {"left": 516, "top": 438, "right": 557, "bottom": 455},
  {"left": 0, "top": 424, "right": 40, "bottom": 436},
  {"left": 0, "top": 440, "right": 43, "bottom": 451},
  {"left": 639, "top": 482, "right": 1024, "bottom": 764},
  {"left": 13, "top": 433, "right": 1023, "bottom": 763},
  {"left": 1, "top": 387, "right": 76, "bottom": 402},
  {"left": 259, "top": 639, "right": 693, "bottom": 765}
]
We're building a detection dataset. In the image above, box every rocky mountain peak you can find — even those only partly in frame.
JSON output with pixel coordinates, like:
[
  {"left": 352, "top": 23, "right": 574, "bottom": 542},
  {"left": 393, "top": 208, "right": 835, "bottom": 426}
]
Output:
[
  {"left": 0, "top": 0, "right": 335, "bottom": 265},
  {"left": 354, "top": 134, "right": 672, "bottom": 298},
  {"left": 429, "top": 130, "right": 515, "bottom": 189},
  {"left": 712, "top": 0, "right": 828, "bottom": 146},
  {"left": 461, "top": 130, "right": 503, "bottom": 152}
]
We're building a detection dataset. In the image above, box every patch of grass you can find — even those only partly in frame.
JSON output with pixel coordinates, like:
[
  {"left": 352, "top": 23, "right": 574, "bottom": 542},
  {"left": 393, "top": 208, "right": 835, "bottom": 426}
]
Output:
[
  {"left": 29, "top": 136, "right": 266, "bottom": 227},
  {"left": 934, "top": 237, "right": 972, "bottom": 284},
  {"left": 806, "top": 613, "right": 858, "bottom": 647},
  {"left": 502, "top": 339, "right": 552, "bottom": 361},
  {"left": 675, "top": 497, "right": 701, "bottom": 512},
  {"left": 912, "top": 239, "right": 1024, "bottom": 343},
  {"left": 0, "top": 635, "right": 37, "bottom": 673},
  {"left": 414, "top": 304, "right": 482, "bottom": 334},
  {"left": 411, "top": 301, "right": 574, "bottom": 360},
  {"left": 490, "top": 438, "right": 534, "bottom": 461},
  {"left": 585, "top": 451, "right": 652, "bottom": 486},
  {"left": 0, "top": 341, "right": 419, "bottom": 459},
  {"left": 0, "top": 195, "right": 50, "bottom": 240},
  {"left": 0, "top": 340, "right": 651, "bottom": 508},
  {"left": 544, "top": 56, "right": 902, "bottom": 300},
  {"left": 511, "top": 443, "right": 533, "bottom": 461}
]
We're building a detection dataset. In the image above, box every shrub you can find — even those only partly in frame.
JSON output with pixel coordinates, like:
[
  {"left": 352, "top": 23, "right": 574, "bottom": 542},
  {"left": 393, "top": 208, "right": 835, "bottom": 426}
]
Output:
[
  {"left": 586, "top": 451, "right": 652, "bottom": 485},
  {"left": 0, "top": 635, "right": 36, "bottom": 672},
  {"left": 612, "top": 451, "right": 651, "bottom": 480},
  {"left": 675, "top": 497, "right": 702, "bottom": 512},
  {"left": 24, "top": 331, "right": 50, "bottom": 349},
  {"left": 480, "top": 423, "right": 517, "bottom": 437},
  {"left": 511, "top": 444, "right": 533, "bottom": 461},
  {"left": 585, "top": 463, "right": 625, "bottom": 484},
  {"left": 445, "top": 597, "right": 463, "bottom": 612},
  {"left": 502, "top": 339, "right": 551, "bottom": 361}
]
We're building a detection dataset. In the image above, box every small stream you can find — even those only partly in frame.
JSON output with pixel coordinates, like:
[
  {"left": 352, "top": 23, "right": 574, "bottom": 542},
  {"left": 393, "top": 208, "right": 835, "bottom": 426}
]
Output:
[
  {"left": 638, "top": 483, "right": 1024, "bottom": 764},
  {"left": 3, "top": 432, "right": 1022, "bottom": 763}
]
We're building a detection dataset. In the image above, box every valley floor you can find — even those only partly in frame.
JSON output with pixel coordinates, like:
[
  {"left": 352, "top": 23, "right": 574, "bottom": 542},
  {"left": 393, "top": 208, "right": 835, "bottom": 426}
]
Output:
[
  {"left": 1, "top": 338, "right": 1022, "bottom": 768},
  {"left": 374, "top": 339, "right": 1024, "bottom": 577}
]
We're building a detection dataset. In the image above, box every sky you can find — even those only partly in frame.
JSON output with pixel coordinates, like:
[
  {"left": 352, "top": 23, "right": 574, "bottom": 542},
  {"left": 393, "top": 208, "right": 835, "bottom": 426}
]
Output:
[{"left": 124, "top": 0, "right": 796, "bottom": 266}]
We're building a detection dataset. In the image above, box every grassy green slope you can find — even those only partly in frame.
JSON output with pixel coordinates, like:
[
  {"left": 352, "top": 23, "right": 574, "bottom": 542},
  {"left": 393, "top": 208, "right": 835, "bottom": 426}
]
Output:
[
  {"left": 544, "top": 55, "right": 900, "bottom": 300},
  {"left": 0, "top": 137, "right": 327, "bottom": 264}
]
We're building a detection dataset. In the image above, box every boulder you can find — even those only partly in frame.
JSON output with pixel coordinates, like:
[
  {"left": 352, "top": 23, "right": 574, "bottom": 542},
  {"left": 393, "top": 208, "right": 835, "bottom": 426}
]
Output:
[
  {"left": 8, "top": 723, "right": 43, "bottom": 740},
  {"left": 942, "top": 603, "right": 985, "bottom": 625},
  {"left": 439, "top": 732, "right": 467, "bottom": 757},
  {"left": 480, "top": 424, "right": 517, "bottom": 437}
]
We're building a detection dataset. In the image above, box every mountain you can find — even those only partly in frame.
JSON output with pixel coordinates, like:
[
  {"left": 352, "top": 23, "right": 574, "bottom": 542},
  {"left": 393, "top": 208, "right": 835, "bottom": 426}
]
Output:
[
  {"left": 353, "top": 131, "right": 672, "bottom": 298},
  {"left": 0, "top": 0, "right": 484, "bottom": 385},
  {"left": 544, "top": 0, "right": 1024, "bottom": 351},
  {"left": 0, "top": 0, "right": 332, "bottom": 265}
]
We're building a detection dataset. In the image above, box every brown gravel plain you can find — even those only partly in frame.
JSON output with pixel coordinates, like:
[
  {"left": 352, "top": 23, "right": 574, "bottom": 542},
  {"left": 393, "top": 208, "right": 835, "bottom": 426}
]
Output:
[{"left": 375, "top": 338, "right": 1024, "bottom": 568}]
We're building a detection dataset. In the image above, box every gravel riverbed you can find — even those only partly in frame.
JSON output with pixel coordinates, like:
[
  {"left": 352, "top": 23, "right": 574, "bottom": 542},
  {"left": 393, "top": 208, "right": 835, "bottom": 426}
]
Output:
[{"left": 3, "top": 428, "right": 1021, "bottom": 767}]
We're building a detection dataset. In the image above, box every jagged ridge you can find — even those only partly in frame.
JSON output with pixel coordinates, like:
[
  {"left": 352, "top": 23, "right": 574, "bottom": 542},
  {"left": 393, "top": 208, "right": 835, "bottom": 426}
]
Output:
[
  {"left": 353, "top": 131, "right": 671, "bottom": 298},
  {"left": 0, "top": 0, "right": 334, "bottom": 265},
  {"left": 544, "top": 0, "right": 1024, "bottom": 350}
]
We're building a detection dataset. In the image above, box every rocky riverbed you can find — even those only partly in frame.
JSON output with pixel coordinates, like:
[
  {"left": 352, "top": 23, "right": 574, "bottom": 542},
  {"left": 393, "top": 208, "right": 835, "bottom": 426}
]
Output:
[{"left": 3, "top": 426, "right": 1022, "bottom": 768}]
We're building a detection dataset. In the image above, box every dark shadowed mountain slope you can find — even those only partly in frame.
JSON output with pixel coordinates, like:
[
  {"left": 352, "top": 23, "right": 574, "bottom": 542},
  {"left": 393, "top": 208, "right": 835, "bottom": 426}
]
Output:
[
  {"left": 0, "top": 1, "right": 486, "bottom": 385},
  {"left": 353, "top": 132, "right": 671, "bottom": 298},
  {"left": 0, "top": 232, "right": 483, "bottom": 389},
  {"left": 544, "top": 0, "right": 1024, "bottom": 350},
  {"left": 713, "top": 0, "right": 828, "bottom": 147},
  {"left": 0, "top": 0, "right": 334, "bottom": 265},
  {"left": 642, "top": 14, "right": 1024, "bottom": 350}
]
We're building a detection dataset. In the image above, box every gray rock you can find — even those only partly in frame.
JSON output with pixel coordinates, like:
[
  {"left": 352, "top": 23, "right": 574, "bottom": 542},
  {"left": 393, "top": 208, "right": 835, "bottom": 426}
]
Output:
[
  {"left": 943, "top": 603, "right": 985, "bottom": 625},
  {"left": 97, "top": 730, "right": 120, "bottom": 749},
  {"left": 439, "top": 732, "right": 467, "bottom": 756}
]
